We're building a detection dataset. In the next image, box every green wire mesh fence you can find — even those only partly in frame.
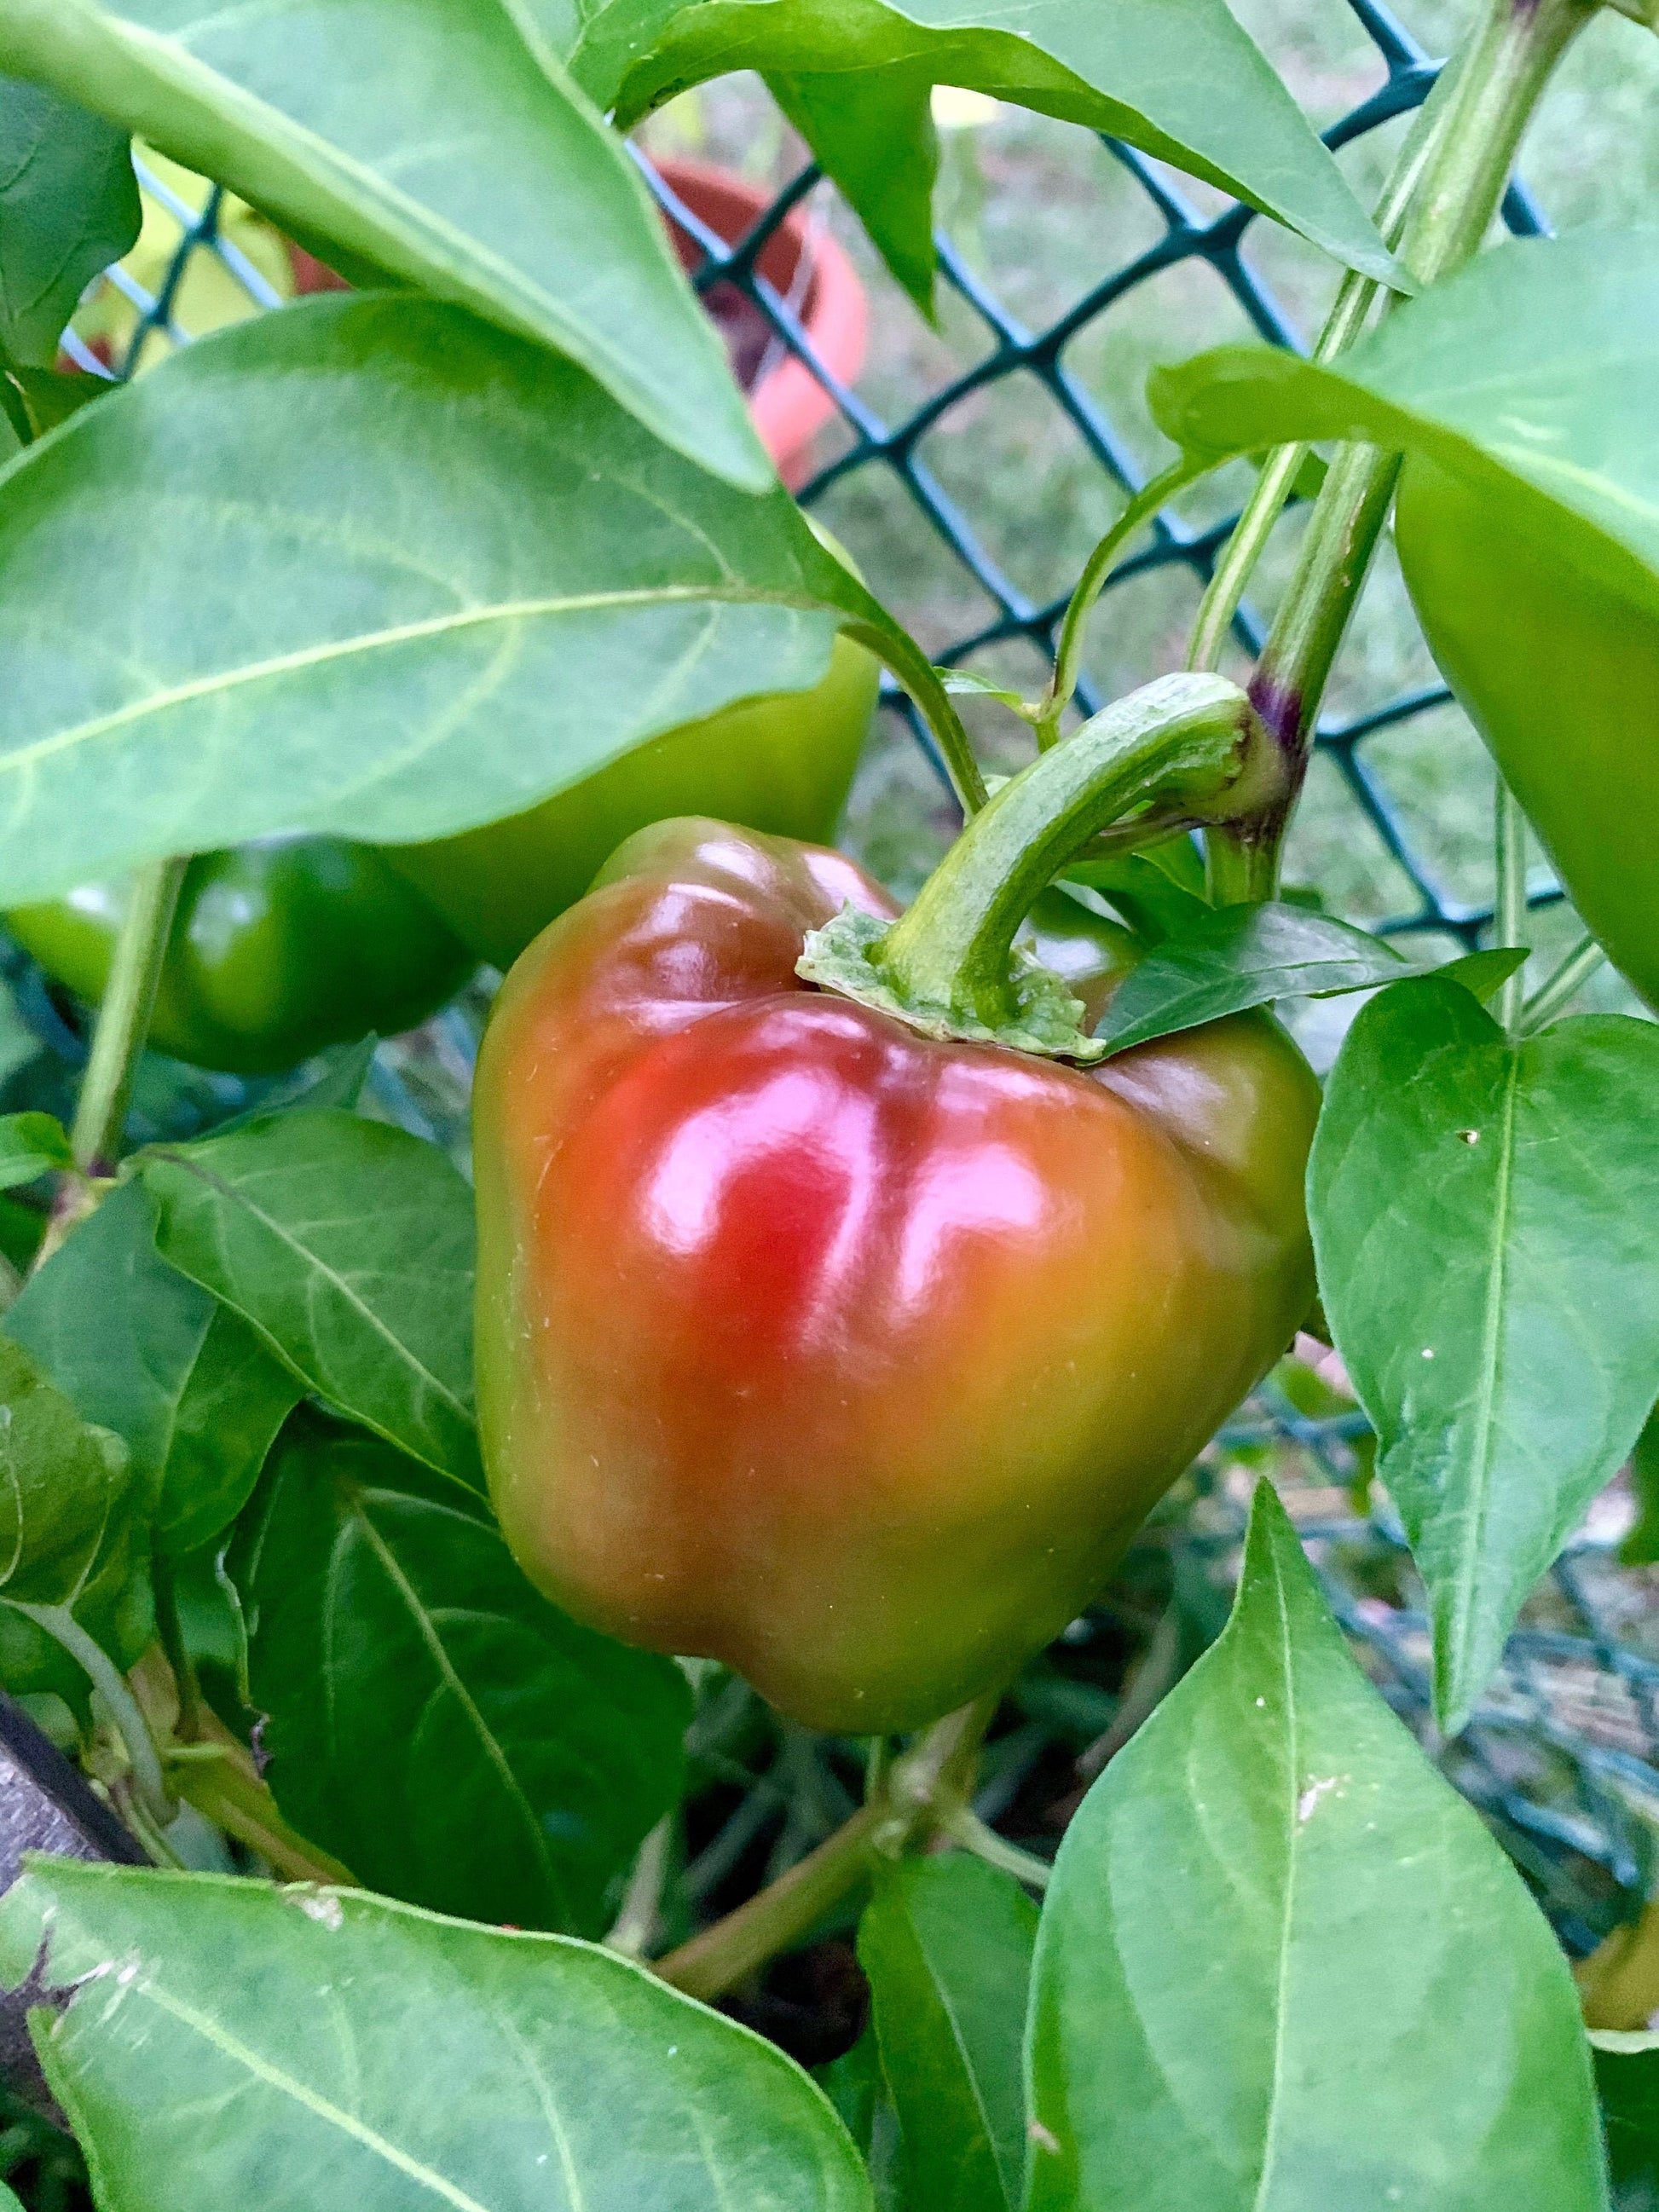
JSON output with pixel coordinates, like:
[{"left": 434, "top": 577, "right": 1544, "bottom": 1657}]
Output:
[{"left": 11, "top": 0, "right": 1657, "bottom": 1964}]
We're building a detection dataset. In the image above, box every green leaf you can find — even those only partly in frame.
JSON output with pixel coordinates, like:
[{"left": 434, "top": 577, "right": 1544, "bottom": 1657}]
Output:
[
  {"left": 0, "top": 361, "right": 110, "bottom": 442},
  {"left": 1149, "top": 231, "right": 1659, "bottom": 1007},
  {"left": 0, "top": 0, "right": 767, "bottom": 487},
  {"left": 140, "top": 1109, "right": 479, "bottom": 1493},
  {"left": 1309, "top": 979, "right": 1659, "bottom": 1732},
  {"left": 771, "top": 67, "right": 939, "bottom": 313},
  {"left": 0, "top": 1109, "right": 68, "bottom": 1189},
  {"left": 1620, "top": 1405, "right": 1659, "bottom": 1565},
  {"left": 818, "top": 2030, "right": 908, "bottom": 2211},
  {"left": 5, "top": 1179, "right": 299, "bottom": 1559},
  {"left": 0, "top": 295, "right": 897, "bottom": 903},
  {"left": 1060, "top": 845, "right": 1208, "bottom": 944},
  {"left": 0, "top": 1336, "right": 133, "bottom": 1610},
  {"left": 563, "top": 1, "right": 1402, "bottom": 308},
  {"left": 0, "top": 75, "right": 138, "bottom": 368},
  {"left": 1593, "top": 2035, "right": 1659, "bottom": 2198},
  {"left": 0, "top": 1334, "right": 152, "bottom": 1702},
  {"left": 1094, "top": 901, "right": 1525, "bottom": 1054},
  {"left": 858, "top": 1855, "right": 1036, "bottom": 2212},
  {"left": 938, "top": 667, "right": 1034, "bottom": 716},
  {"left": 231, "top": 1412, "right": 691, "bottom": 1938},
  {"left": 1026, "top": 1481, "right": 1609, "bottom": 2212},
  {"left": 0, "top": 1861, "right": 876, "bottom": 2211}
]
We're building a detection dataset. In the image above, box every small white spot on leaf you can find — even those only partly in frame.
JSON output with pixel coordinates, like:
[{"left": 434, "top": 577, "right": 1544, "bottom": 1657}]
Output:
[{"left": 1297, "top": 1776, "right": 1344, "bottom": 1824}]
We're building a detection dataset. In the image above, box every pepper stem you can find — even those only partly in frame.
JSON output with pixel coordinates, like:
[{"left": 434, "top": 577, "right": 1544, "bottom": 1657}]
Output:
[
  {"left": 800, "top": 672, "right": 1278, "bottom": 1061},
  {"left": 655, "top": 1694, "right": 997, "bottom": 2002},
  {"left": 69, "top": 854, "right": 187, "bottom": 1175}
]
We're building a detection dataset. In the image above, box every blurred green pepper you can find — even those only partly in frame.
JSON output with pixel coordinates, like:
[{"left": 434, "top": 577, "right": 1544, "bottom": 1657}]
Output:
[{"left": 7, "top": 836, "right": 474, "bottom": 1076}]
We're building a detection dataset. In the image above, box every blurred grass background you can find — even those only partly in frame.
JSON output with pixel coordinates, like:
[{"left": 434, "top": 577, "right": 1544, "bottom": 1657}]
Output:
[{"left": 639, "top": 0, "right": 1658, "bottom": 1054}]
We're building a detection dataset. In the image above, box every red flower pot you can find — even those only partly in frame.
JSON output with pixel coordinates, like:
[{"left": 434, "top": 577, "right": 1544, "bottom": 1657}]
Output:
[{"left": 650, "top": 157, "right": 867, "bottom": 488}]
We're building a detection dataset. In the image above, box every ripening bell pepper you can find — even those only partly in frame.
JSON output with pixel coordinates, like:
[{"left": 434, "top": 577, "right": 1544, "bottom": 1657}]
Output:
[
  {"left": 1396, "top": 457, "right": 1659, "bottom": 1010},
  {"left": 6, "top": 835, "right": 474, "bottom": 1076},
  {"left": 474, "top": 814, "right": 1319, "bottom": 1733}
]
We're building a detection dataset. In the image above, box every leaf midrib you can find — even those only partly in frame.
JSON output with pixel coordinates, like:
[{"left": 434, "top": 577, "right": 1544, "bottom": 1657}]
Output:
[
  {"left": 151, "top": 1150, "right": 476, "bottom": 1455},
  {"left": 1248, "top": 1541, "right": 1301, "bottom": 2212},
  {"left": 1443, "top": 1049, "right": 1523, "bottom": 1711},
  {"left": 0, "top": 582, "right": 830, "bottom": 785},
  {"left": 350, "top": 1502, "right": 566, "bottom": 1911}
]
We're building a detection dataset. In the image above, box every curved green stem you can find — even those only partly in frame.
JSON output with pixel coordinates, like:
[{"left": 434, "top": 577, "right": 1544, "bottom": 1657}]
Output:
[
  {"left": 1520, "top": 933, "right": 1604, "bottom": 1035},
  {"left": 1212, "top": 0, "right": 1596, "bottom": 898},
  {"left": 70, "top": 855, "right": 187, "bottom": 1175},
  {"left": 1038, "top": 458, "right": 1212, "bottom": 746},
  {"left": 846, "top": 620, "right": 990, "bottom": 817},
  {"left": 937, "top": 1803, "right": 1052, "bottom": 1891},
  {"left": 606, "top": 1816, "right": 674, "bottom": 1957},
  {"left": 871, "top": 673, "right": 1276, "bottom": 1038},
  {"left": 10, "top": 1601, "right": 172, "bottom": 1830},
  {"left": 656, "top": 1695, "right": 997, "bottom": 2002}
]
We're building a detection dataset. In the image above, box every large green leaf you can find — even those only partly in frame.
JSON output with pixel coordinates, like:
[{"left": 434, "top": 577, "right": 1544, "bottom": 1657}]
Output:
[
  {"left": 1309, "top": 979, "right": 1659, "bottom": 1732},
  {"left": 232, "top": 1412, "right": 691, "bottom": 1938},
  {"left": 0, "top": 75, "right": 139, "bottom": 368},
  {"left": 1025, "top": 1481, "right": 1608, "bottom": 2212},
  {"left": 0, "top": 294, "right": 903, "bottom": 903},
  {"left": 1151, "top": 230, "right": 1659, "bottom": 1007},
  {"left": 141, "top": 1110, "right": 479, "bottom": 1493},
  {"left": 0, "top": 1862, "right": 875, "bottom": 2211},
  {"left": 6, "top": 1178, "right": 299, "bottom": 1559},
  {"left": 857, "top": 1855, "right": 1035, "bottom": 2212},
  {"left": 0, "top": 0, "right": 766, "bottom": 486},
  {"left": 558, "top": 0, "right": 1401, "bottom": 309}
]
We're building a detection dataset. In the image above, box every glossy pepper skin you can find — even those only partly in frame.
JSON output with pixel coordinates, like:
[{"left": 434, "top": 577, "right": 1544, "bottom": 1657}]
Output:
[
  {"left": 7, "top": 835, "right": 474, "bottom": 1076},
  {"left": 382, "top": 632, "right": 878, "bottom": 973},
  {"left": 1397, "top": 457, "right": 1659, "bottom": 1010},
  {"left": 475, "top": 818, "right": 1321, "bottom": 1734}
]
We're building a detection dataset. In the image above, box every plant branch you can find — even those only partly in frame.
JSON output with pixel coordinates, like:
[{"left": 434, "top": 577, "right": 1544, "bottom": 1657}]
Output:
[
  {"left": 655, "top": 1694, "right": 997, "bottom": 2002},
  {"left": 1520, "top": 933, "right": 1604, "bottom": 1034},
  {"left": 937, "top": 1803, "right": 1052, "bottom": 1891},
  {"left": 847, "top": 621, "right": 990, "bottom": 817},
  {"left": 1038, "top": 457, "right": 1212, "bottom": 745},
  {"left": 127, "top": 1646, "right": 356, "bottom": 1886},
  {"left": 1493, "top": 782, "right": 1530, "bottom": 1034},
  {"left": 9, "top": 1602, "right": 173, "bottom": 1831},
  {"left": 1186, "top": 90, "right": 1447, "bottom": 679},
  {"left": 607, "top": 1817, "right": 674, "bottom": 1957},
  {"left": 70, "top": 855, "right": 187, "bottom": 1175},
  {"left": 1210, "top": 0, "right": 1596, "bottom": 898}
]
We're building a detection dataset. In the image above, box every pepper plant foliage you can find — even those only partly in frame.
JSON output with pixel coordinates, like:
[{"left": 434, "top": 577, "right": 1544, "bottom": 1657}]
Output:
[{"left": 0, "top": 0, "right": 1650, "bottom": 2203}]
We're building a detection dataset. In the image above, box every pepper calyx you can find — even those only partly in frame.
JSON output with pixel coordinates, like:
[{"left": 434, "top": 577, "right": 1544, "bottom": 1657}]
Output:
[{"left": 798, "top": 904, "right": 1107, "bottom": 1063}]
